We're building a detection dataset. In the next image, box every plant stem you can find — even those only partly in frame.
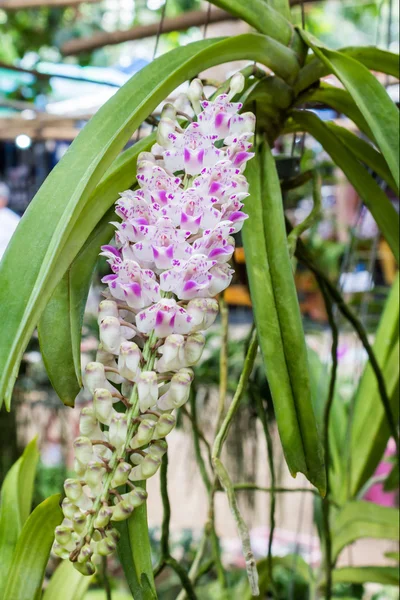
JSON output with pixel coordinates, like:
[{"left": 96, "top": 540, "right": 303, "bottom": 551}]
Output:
[
  {"left": 318, "top": 280, "right": 339, "bottom": 600},
  {"left": 216, "top": 296, "right": 229, "bottom": 433},
  {"left": 254, "top": 392, "right": 277, "bottom": 598},
  {"left": 213, "top": 329, "right": 258, "bottom": 459},
  {"left": 102, "top": 556, "right": 112, "bottom": 600},
  {"left": 212, "top": 458, "right": 259, "bottom": 596}
]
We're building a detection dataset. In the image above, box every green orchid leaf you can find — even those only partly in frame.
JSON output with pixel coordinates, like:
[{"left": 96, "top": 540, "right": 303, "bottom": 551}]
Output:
[
  {"left": 0, "top": 33, "right": 300, "bottom": 410},
  {"left": 383, "top": 461, "right": 399, "bottom": 492},
  {"left": 346, "top": 275, "right": 399, "bottom": 500},
  {"left": 38, "top": 209, "right": 115, "bottom": 406},
  {"left": 332, "top": 501, "right": 399, "bottom": 561},
  {"left": 42, "top": 560, "right": 92, "bottom": 600},
  {"left": 2, "top": 494, "right": 62, "bottom": 600},
  {"left": 286, "top": 110, "right": 399, "bottom": 263},
  {"left": 0, "top": 438, "right": 39, "bottom": 598},
  {"left": 295, "top": 82, "right": 375, "bottom": 142},
  {"left": 332, "top": 566, "right": 399, "bottom": 587},
  {"left": 296, "top": 45, "right": 400, "bottom": 93},
  {"left": 243, "top": 143, "right": 326, "bottom": 494},
  {"left": 326, "top": 123, "right": 398, "bottom": 194},
  {"left": 208, "top": 0, "right": 293, "bottom": 43},
  {"left": 299, "top": 31, "right": 399, "bottom": 189}
]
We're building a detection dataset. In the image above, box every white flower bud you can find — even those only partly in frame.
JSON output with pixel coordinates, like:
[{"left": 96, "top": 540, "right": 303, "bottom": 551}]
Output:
[
  {"left": 73, "top": 437, "right": 93, "bottom": 465},
  {"left": 111, "top": 462, "right": 132, "bottom": 488},
  {"left": 184, "top": 333, "right": 205, "bottom": 365},
  {"left": 98, "top": 300, "right": 119, "bottom": 325},
  {"left": 228, "top": 72, "right": 245, "bottom": 98},
  {"left": 52, "top": 541, "right": 70, "bottom": 560},
  {"left": 77, "top": 543, "right": 93, "bottom": 563},
  {"left": 130, "top": 418, "right": 156, "bottom": 449},
  {"left": 137, "top": 151, "right": 156, "bottom": 164},
  {"left": 64, "top": 479, "right": 83, "bottom": 503},
  {"left": 161, "top": 102, "right": 176, "bottom": 121},
  {"left": 187, "top": 78, "right": 203, "bottom": 114},
  {"left": 118, "top": 341, "right": 141, "bottom": 381},
  {"left": 109, "top": 413, "right": 128, "bottom": 449},
  {"left": 157, "top": 334, "right": 185, "bottom": 372},
  {"left": 129, "top": 455, "right": 161, "bottom": 481},
  {"left": 94, "top": 506, "right": 113, "bottom": 529},
  {"left": 93, "top": 388, "right": 114, "bottom": 425},
  {"left": 72, "top": 513, "right": 87, "bottom": 535},
  {"left": 97, "top": 537, "right": 117, "bottom": 556},
  {"left": 79, "top": 406, "right": 98, "bottom": 437},
  {"left": 186, "top": 298, "right": 219, "bottom": 331},
  {"left": 174, "top": 93, "right": 192, "bottom": 115},
  {"left": 157, "top": 369, "right": 193, "bottom": 410},
  {"left": 73, "top": 561, "right": 96, "bottom": 576},
  {"left": 157, "top": 117, "right": 175, "bottom": 147},
  {"left": 85, "top": 461, "right": 106, "bottom": 489},
  {"left": 137, "top": 371, "right": 158, "bottom": 412},
  {"left": 83, "top": 362, "right": 108, "bottom": 395},
  {"left": 123, "top": 487, "right": 148, "bottom": 508},
  {"left": 61, "top": 498, "right": 79, "bottom": 520},
  {"left": 111, "top": 500, "right": 134, "bottom": 522},
  {"left": 148, "top": 440, "right": 168, "bottom": 460},
  {"left": 99, "top": 316, "right": 121, "bottom": 355},
  {"left": 54, "top": 525, "right": 72, "bottom": 546},
  {"left": 74, "top": 458, "right": 86, "bottom": 477},
  {"left": 153, "top": 414, "right": 176, "bottom": 439}
]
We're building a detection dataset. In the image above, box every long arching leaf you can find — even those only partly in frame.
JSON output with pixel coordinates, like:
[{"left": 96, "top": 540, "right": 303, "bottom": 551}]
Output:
[
  {"left": 0, "top": 438, "right": 39, "bottom": 598},
  {"left": 332, "top": 501, "right": 399, "bottom": 561},
  {"left": 38, "top": 210, "right": 115, "bottom": 406},
  {"left": 0, "top": 33, "right": 300, "bottom": 410},
  {"left": 42, "top": 560, "right": 92, "bottom": 600},
  {"left": 243, "top": 144, "right": 325, "bottom": 493},
  {"left": 332, "top": 566, "right": 399, "bottom": 587},
  {"left": 295, "top": 82, "right": 375, "bottom": 142},
  {"left": 286, "top": 110, "right": 399, "bottom": 263},
  {"left": 325, "top": 123, "right": 398, "bottom": 194},
  {"left": 2, "top": 494, "right": 62, "bottom": 600},
  {"left": 346, "top": 275, "right": 399, "bottom": 500},
  {"left": 208, "top": 0, "right": 293, "bottom": 43},
  {"left": 295, "top": 46, "right": 400, "bottom": 93},
  {"left": 299, "top": 31, "right": 400, "bottom": 189}
]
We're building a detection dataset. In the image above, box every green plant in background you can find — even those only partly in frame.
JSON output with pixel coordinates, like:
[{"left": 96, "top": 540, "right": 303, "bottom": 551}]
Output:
[{"left": 0, "top": 0, "right": 399, "bottom": 598}]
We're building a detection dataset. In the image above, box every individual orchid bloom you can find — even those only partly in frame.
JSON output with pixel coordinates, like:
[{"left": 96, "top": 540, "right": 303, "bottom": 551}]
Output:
[
  {"left": 55, "top": 70, "right": 255, "bottom": 576},
  {"left": 191, "top": 222, "right": 236, "bottom": 262},
  {"left": 198, "top": 94, "right": 244, "bottom": 139},
  {"left": 161, "top": 122, "right": 224, "bottom": 175},
  {"left": 136, "top": 298, "right": 194, "bottom": 337},
  {"left": 101, "top": 259, "right": 160, "bottom": 309}
]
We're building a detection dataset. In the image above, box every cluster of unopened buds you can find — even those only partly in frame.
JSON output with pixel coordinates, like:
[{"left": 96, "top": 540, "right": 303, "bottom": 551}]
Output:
[{"left": 52, "top": 72, "right": 255, "bottom": 575}]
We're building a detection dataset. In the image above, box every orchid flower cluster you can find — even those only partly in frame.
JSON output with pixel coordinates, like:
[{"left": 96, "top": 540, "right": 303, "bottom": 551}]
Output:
[{"left": 52, "top": 73, "right": 255, "bottom": 575}]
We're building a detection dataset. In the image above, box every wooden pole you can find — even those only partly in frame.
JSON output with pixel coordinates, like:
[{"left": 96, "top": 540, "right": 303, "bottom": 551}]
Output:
[
  {"left": 61, "top": 0, "right": 325, "bottom": 56},
  {"left": 0, "top": 61, "right": 120, "bottom": 87},
  {"left": 0, "top": 0, "right": 100, "bottom": 8},
  {"left": 61, "top": 8, "right": 237, "bottom": 55}
]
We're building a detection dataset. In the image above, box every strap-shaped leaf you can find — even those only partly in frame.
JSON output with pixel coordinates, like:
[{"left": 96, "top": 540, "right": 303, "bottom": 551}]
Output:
[
  {"left": 37, "top": 136, "right": 154, "bottom": 406},
  {"left": 38, "top": 210, "right": 115, "bottom": 406},
  {"left": 333, "top": 566, "right": 399, "bottom": 587},
  {"left": 287, "top": 110, "right": 399, "bottom": 263},
  {"left": 0, "top": 33, "right": 300, "bottom": 410},
  {"left": 0, "top": 438, "right": 39, "bottom": 597},
  {"left": 332, "top": 501, "right": 399, "bottom": 560},
  {"left": 295, "top": 82, "right": 375, "bottom": 142},
  {"left": 2, "top": 494, "right": 62, "bottom": 600},
  {"left": 299, "top": 31, "right": 400, "bottom": 189},
  {"left": 42, "top": 560, "right": 92, "bottom": 600},
  {"left": 115, "top": 483, "right": 155, "bottom": 600},
  {"left": 208, "top": 0, "right": 293, "bottom": 43},
  {"left": 326, "top": 123, "right": 398, "bottom": 194},
  {"left": 243, "top": 145, "right": 326, "bottom": 493},
  {"left": 346, "top": 275, "right": 399, "bottom": 499},
  {"left": 296, "top": 45, "right": 400, "bottom": 93}
]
